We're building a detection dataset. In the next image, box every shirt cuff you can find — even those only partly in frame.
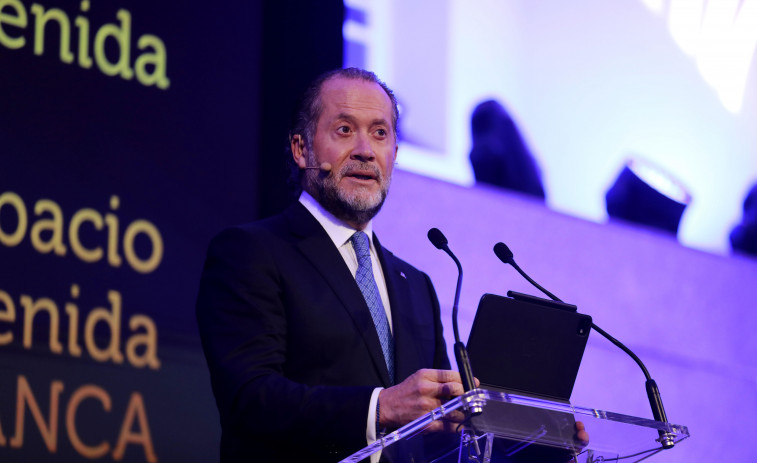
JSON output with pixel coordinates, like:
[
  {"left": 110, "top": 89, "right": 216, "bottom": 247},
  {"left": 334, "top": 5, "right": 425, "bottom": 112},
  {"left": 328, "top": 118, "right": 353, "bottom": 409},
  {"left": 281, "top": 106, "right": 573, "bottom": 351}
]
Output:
[
  {"left": 366, "top": 387, "right": 383, "bottom": 444},
  {"left": 366, "top": 388, "right": 384, "bottom": 463}
]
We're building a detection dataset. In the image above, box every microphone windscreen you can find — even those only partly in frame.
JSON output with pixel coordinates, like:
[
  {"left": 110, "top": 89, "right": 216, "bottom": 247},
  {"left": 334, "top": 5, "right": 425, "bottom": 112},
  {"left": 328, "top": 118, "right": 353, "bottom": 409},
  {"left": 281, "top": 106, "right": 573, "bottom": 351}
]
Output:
[
  {"left": 427, "top": 228, "right": 448, "bottom": 249},
  {"left": 493, "top": 242, "right": 514, "bottom": 264},
  {"left": 320, "top": 162, "right": 332, "bottom": 171}
]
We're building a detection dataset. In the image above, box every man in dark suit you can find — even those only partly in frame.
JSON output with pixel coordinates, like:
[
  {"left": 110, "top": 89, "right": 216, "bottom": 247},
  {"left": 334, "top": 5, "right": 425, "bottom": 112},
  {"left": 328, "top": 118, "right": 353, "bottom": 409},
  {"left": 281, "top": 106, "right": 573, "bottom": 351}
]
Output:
[{"left": 196, "top": 68, "right": 465, "bottom": 462}]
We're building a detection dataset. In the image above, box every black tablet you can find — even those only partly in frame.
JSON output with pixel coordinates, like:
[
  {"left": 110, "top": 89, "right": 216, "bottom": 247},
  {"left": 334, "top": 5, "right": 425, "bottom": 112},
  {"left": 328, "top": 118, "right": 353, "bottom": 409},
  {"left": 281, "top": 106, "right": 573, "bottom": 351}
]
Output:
[{"left": 466, "top": 293, "right": 592, "bottom": 402}]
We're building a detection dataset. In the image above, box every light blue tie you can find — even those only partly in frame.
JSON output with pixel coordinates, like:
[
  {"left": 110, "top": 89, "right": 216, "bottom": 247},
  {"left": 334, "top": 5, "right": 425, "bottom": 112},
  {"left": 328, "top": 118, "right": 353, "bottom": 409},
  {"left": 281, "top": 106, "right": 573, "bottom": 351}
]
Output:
[{"left": 351, "top": 231, "right": 395, "bottom": 384}]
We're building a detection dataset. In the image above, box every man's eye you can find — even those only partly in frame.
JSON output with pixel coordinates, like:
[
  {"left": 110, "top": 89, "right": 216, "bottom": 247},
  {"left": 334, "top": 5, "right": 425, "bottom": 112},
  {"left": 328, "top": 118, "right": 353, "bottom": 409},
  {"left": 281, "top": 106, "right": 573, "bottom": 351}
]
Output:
[
  {"left": 376, "top": 129, "right": 387, "bottom": 137},
  {"left": 337, "top": 126, "right": 351, "bottom": 134}
]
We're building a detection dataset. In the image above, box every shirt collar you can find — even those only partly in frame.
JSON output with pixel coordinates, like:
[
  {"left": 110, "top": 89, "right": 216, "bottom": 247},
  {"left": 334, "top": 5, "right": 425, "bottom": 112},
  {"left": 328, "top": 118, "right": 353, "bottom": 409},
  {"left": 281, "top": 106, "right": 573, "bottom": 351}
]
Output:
[{"left": 299, "top": 191, "right": 374, "bottom": 249}]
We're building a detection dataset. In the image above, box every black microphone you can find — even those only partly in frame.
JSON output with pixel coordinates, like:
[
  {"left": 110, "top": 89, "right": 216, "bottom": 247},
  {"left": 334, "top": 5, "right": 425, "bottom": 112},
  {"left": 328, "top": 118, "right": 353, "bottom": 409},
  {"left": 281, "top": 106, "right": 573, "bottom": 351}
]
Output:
[
  {"left": 427, "top": 227, "right": 448, "bottom": 250},
  {"left": 494, "top": 243, "right": 561, "bottom": 302},
  {"left": 493, "top": 242, "right": 675, "bottom": 449},
  {"left": 427, "top": 228, "right": 481, "bottom": 413}
]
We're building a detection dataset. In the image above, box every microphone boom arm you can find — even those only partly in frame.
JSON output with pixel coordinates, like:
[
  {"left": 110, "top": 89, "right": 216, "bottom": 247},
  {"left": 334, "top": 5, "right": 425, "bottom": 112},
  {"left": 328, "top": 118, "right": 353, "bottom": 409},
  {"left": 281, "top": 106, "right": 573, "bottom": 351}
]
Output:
[{"left": 494, "top": 242, "right": 675, "bottom": 449}]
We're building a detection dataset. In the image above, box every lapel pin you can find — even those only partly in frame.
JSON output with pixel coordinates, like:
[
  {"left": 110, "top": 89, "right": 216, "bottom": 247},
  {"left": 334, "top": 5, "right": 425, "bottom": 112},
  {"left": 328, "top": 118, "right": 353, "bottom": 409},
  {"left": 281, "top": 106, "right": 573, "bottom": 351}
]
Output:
[{"left": 400, "top": 271, "right": 406, "bottom": 279}]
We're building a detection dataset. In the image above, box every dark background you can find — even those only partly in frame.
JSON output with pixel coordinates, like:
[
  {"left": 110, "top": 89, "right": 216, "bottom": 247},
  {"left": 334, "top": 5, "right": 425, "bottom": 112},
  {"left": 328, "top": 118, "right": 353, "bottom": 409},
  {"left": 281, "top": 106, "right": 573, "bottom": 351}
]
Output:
[{"left": 0, "top": 1, "right": 342, "bottom": 461}]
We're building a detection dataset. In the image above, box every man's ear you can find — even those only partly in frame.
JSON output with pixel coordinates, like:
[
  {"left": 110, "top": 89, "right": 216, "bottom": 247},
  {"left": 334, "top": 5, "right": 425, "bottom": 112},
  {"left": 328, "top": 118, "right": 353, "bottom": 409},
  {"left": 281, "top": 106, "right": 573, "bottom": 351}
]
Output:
[{"left": 291, "top": 134, "right": 307, "bottom": 169}]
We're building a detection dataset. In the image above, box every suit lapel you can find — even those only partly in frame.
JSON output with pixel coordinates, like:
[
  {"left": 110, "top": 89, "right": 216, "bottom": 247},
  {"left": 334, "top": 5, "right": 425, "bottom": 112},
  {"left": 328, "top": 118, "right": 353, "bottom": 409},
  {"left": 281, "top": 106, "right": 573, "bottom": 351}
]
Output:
[
  {"left": 373, "top": 234, "right": 421, "bottom": 384},
  {"left": 284, "top": 203, "right": 392, "bottom": 387}
]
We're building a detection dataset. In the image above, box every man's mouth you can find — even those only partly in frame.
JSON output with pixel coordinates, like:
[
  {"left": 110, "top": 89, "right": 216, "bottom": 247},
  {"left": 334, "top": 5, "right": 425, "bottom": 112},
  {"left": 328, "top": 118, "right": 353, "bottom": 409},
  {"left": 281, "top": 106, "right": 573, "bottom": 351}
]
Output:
[{"left": 345, "top": 170, "right": 378, "bottom": 181}]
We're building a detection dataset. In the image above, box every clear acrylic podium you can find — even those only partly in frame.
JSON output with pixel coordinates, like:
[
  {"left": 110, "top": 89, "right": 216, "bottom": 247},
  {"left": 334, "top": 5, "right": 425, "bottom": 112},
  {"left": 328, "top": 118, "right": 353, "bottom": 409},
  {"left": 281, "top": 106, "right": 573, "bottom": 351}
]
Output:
[{"left": 340, "top": 389, "right": 689, "bottom": 463}]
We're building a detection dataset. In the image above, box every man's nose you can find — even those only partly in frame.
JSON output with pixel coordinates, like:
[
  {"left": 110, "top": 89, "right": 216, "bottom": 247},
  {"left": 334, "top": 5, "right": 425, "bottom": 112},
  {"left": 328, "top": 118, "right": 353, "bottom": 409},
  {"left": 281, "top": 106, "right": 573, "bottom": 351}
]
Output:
[{"left": 350, "top": 133, "right": 375, "bottom": 161}]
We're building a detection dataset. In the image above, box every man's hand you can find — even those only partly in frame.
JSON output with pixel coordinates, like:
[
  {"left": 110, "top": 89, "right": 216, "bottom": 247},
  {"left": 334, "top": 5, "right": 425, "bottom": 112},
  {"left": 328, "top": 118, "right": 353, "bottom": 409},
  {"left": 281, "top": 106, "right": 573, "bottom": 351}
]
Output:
[
  {"left": 378, "top": 369, "right": 474, "bottom": 430},
  {"left": 574, "top": 420, "right": 590, "bottom": 447}
]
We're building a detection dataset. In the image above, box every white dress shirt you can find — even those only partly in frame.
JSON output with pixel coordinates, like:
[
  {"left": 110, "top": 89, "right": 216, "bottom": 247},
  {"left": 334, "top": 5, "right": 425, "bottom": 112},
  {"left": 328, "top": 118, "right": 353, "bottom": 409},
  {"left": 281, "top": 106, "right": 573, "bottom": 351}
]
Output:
[{"left": 298, "top": 191, "right": 390, "bottom": 460}]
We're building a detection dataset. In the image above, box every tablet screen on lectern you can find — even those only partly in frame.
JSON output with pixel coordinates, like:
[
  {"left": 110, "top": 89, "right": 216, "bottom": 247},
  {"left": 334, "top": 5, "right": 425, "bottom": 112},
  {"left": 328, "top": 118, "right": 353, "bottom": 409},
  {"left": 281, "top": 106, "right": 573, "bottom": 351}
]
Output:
[{"left": 466, "top": 293, "right": 592, "bottom": 402}]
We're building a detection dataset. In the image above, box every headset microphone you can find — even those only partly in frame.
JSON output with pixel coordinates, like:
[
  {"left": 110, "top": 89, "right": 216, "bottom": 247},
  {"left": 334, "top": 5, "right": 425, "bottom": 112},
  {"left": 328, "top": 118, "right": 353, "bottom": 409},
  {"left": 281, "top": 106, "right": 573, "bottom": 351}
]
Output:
[{"left": 303, "top": 162, "right": 332, "bottom": 171}]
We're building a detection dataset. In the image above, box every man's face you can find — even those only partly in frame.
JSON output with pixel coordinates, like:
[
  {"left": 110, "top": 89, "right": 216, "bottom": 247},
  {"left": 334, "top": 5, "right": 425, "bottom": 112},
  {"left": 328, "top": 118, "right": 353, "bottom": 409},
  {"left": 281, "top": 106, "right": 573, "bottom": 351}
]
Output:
[{"left": 295, "top": 76, "right": 398, "bottom": 228}]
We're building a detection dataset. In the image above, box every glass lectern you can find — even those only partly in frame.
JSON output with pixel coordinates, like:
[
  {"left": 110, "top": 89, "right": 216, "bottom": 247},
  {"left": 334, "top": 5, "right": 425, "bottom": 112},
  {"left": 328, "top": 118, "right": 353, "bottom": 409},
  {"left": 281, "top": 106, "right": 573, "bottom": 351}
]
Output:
[{"left": 340, "top": 389, "right": 689, "bottom": 463}]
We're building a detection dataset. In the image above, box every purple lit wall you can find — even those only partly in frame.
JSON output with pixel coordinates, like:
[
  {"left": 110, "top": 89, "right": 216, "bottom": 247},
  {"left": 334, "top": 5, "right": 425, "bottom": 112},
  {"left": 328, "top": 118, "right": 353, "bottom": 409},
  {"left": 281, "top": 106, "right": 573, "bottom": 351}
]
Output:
[
  {"left": 376, "top": 170, "right": 757, "bottom": 462},
  {"left": 344, "top": 3, "right": 757, "bottom": 458},
  {"left": 344, "top": 0, "right": 757, "bottom": 255}
]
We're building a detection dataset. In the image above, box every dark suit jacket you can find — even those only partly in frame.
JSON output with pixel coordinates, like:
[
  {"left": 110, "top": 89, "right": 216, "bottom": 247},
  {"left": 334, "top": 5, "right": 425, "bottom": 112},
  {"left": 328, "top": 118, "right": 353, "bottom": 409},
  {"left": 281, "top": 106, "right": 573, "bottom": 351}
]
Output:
[{"left": 196, "top": 202, "right": 450, "bottom": 462}]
